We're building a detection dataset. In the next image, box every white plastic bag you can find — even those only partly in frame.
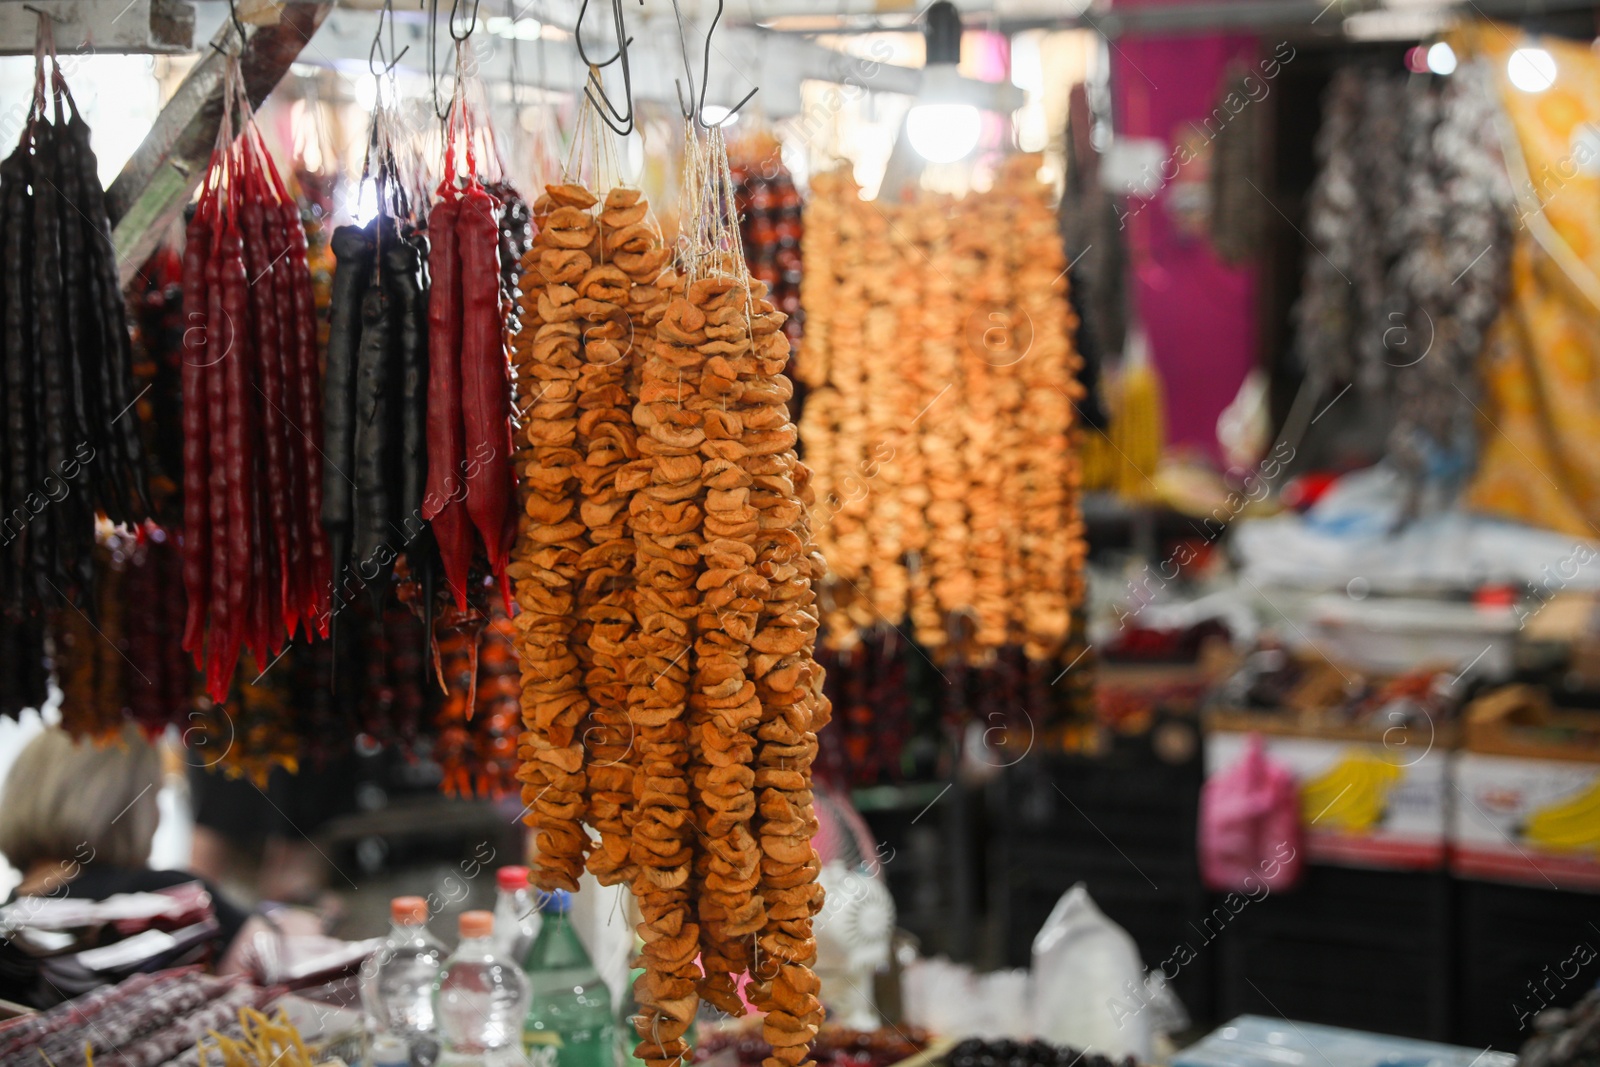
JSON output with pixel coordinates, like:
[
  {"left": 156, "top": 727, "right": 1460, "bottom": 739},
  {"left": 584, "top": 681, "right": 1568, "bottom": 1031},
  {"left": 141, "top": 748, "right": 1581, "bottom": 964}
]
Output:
[
  {"left": 902, "top": 957, "right": 1032, "bottom": 1039},
  {"left": 1030, "top": 883, "right": 1152, "bottom": 1060}
]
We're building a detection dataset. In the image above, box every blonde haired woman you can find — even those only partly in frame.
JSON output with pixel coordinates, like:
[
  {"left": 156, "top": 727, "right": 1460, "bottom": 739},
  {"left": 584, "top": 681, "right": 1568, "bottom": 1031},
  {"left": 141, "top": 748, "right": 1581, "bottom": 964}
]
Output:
[
  {"left": 0, "top": 723, "right": 162, "bottom": 890},
  {"left": 0, "top": 725, "right": 247, "bottom": 957}
]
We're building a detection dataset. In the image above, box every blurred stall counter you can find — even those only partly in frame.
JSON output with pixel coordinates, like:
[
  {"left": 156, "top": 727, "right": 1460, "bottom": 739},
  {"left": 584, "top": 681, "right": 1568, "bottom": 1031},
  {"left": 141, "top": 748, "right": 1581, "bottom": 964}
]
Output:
[
  {"left": 1205, "top": 722, "right": 1453, "bottom": 871},
  {"left": 1452, "top": 685, "right": 1600, "bottom": 891},
  {"left": 1175, "top": 1016, "right": 1516, "bottom": 1067}
]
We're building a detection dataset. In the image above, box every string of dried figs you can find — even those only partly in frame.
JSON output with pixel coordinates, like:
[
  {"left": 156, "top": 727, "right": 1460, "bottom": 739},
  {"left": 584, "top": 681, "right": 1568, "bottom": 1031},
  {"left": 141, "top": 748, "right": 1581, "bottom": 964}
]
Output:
[
  {"left": 911, "top": 199, "right": 971, "bottom": 650},
  {"left": 509, "top": 179, "right": 602, "bottom": 893},
  {"left": 950, "top": 191, "right": 1009, "bottom": 654},
  {"left": 625, "top": 262, "right": 703, "bottom": 1067},
  {"left": 857, "top": 206, "right": 910, "bottom": 630},
  {"left": 679, "top": 268, "right": 768, "bottom": 1022},
  {"left": 630, "top": 128, "right": 827, "bottom": 1067},
  {"left": 581, "top": 187, "right": 670, "bottom": 888},
  {"left": 797, "top": 158, "right": 1087, "bottom": 661},
  {"left": 887, "top": 208, "right": 929, "bottom": 614},
  {"left": 746, "top": 282, "right": 828, "bottom": 1067},
  {"left": 1001, "top": 156, "right": 1085, "bottom": 658},
  {"left": 794, "top": 170, "right": 868, "bottom": 642}
]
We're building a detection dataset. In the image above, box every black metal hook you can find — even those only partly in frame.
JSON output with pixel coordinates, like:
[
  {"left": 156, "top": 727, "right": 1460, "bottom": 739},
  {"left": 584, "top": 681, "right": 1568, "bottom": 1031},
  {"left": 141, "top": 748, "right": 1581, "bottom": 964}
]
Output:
[
  {"left": 226, "top": 0, "right": 248, "bottom": 48},
  {"left": 669, "top": 0, "right": 696, "bottom": 122},
  {"left": 448, "top": 0, "right": 481, "bottom": 43},
  {"left": 574, "top": 0, "right": 622, "bottom": 68},
  {"left": 574, "top": 0, "right": 638, "bottom": 137},
  {"left": 708, "top": 85, "right": 759, "bottom": 128},
  {"left": 21, "top": 4, "right": 62, "bottom": 23},
  {"left": 369, "top": 0, "right": 402, "bottom": 78},
  {"left": 427, "top": 0, "right": 447, "bottom": 120},
  {"left": 583, "top": 73, "right": 634, "bottom": 137},
  {"left": 674, "top": 0, "right": 758, "bottom": 130},
  {"left": 201, "top": 0, "right": 248, "bottom": 59}
]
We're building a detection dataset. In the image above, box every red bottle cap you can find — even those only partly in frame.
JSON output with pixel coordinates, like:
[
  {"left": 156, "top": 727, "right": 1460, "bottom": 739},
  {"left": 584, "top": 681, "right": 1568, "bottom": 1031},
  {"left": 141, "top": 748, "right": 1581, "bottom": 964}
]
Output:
[
  {"left": 391, "top": 896, "right": 428, "bottom": 925},
  {"left": 459, "top": 910, "right": 494, "bottom": 939},
  {"left": 497, "top": 865, "right": 531, "bottom": 892}
]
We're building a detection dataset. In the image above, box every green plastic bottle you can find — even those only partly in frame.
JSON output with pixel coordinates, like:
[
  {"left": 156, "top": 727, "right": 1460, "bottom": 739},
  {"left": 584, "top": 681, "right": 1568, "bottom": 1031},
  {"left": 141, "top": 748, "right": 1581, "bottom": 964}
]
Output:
[
  {"left": 614, "top": 947, "right": 692, "bottom": 1067},
  {"left": 521, "top": 889, "right": 617, "bottom": 1067}
]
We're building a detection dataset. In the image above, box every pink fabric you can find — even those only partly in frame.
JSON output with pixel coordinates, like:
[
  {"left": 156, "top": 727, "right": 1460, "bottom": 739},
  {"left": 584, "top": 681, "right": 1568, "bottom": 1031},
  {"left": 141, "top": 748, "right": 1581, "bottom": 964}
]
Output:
[
  {"left": 1199, "top": 734, "right": 1303, "bottom": 892},
  {"left": 1109, "top": 22, "right": 1260, "bottom": 462}
]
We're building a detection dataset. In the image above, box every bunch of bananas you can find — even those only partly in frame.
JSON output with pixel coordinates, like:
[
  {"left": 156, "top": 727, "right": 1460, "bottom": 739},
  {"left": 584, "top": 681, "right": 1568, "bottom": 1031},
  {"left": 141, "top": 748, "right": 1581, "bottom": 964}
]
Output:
[
  {"left": 1079, "top": 429, "right": 1118, "bottom": 491},
  {"left": 1109, "top": 361, "right": 1164, "bottom": 502},
  {"left": 1299, "top": 751, "right": 1402, "bottom": 833},
  {"left": 1525, "top": 780, "right": 1600, "bottom": 852},
  {"left": 1077, "top": 360, "right": 1164, "bottom": 500}
]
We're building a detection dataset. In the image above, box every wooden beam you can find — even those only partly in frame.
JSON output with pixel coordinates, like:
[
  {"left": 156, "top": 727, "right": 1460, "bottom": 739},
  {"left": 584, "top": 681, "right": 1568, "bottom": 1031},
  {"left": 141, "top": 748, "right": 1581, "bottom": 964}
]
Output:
[{"left": 105, "top": 1, "right": 332, "bottom": 286}]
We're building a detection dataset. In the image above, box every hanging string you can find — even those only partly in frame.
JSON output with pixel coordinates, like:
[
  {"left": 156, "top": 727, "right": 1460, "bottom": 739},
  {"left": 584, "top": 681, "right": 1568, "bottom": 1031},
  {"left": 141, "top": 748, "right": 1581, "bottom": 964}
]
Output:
[
  {"left": 560, "top": 62, "right": 628, "bottom": 197},
  {"left": 30, "top": 5, "right": 54, "bottom": 124}
]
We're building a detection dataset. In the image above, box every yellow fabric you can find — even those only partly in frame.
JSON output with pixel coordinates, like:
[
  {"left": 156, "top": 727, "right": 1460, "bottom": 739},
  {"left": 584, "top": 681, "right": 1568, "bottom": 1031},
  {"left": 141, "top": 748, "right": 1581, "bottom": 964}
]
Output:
[{"left": 1460, "top": 24, "right": 1600, "bottom": 539}]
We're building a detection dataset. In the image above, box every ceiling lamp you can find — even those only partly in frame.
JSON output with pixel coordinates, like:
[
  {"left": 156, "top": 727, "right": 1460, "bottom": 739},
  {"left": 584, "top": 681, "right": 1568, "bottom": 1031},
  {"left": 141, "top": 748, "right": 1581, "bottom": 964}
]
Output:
[
  {"left": 906, "top": 1, "right": 981, "bottom": 164},
  {"left": 1507, "top": 45, "right": 1556, "bottom": 92}
]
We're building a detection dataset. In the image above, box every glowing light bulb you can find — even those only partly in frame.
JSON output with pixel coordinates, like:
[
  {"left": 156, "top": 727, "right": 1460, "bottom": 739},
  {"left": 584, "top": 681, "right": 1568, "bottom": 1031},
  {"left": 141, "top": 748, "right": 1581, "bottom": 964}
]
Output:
[
  {"left": 352, "top": 73, "right": 378, "bottom": 112},
  {"left": 1426, "top": 42, "right": 1457, "bottom": 75},
  {"left": 906, "top": 102, "right": 981, "bottom": 164},
  {"left": 352, "top": 177, "right": 379, "bottom": 225},
  {"left": 1508, "top": 46, "right": 1556, "bottom": 92}
]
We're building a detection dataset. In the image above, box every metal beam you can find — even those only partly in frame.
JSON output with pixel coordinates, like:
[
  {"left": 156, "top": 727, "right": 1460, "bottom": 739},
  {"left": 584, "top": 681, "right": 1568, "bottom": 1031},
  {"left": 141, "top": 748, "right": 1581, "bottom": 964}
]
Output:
[
  {"left": 106, "top": 1, "right": 332, "bottom": 286},
  {"left": 1063, "top": 0, "right": 1600, "bottom": 38},
  {"left": 0, "top": 0, "right": 194, "bottom": 56},
  {"left": 296, "top": 7, "right": 1024, "bottom": 117},
  {"left": 753, "top": 0, "right": 1600, "bottom": 37}
]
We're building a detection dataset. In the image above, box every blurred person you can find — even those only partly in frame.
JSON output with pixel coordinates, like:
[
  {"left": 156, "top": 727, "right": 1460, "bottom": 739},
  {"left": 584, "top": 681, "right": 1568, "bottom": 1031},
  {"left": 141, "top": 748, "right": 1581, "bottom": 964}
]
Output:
[
  {"left": 188, "top": 757, "right": 356, "bottom": 909},
  {"left": 0, "top": 723, "right": 250, "bottom": 949}
]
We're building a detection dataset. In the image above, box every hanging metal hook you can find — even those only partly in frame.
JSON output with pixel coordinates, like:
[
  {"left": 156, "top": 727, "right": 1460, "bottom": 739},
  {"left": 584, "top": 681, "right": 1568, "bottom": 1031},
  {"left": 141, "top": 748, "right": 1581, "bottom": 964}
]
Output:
[
  {"left": 369, "top": 0, "right": 409, "bottom": 79},
  {"left": 574, "top": 0, "right": 638, "bottom": 137},
  {"left": 583, "top": 68, "right": 633, "bottom": 137},
  {"left": 449, "top": 0, "right": 482, "bottom": 42},
  {"left": 669, "top": 0, "right": 697, "bottom": 122},
  {"left": 427, "top": 0, "right": 448, "bottom": 120},
  {"left": 380, "top": 45, "right": 410, "bottom": 76},
  {"left": 225, "top": 0, "right": 248, "bottom": 53},
  {"left": 678, "top": 0, "right": 758, "bottom": 130},
  {"left": 574, "top": 0, "right": 623, "bottom": 68}
]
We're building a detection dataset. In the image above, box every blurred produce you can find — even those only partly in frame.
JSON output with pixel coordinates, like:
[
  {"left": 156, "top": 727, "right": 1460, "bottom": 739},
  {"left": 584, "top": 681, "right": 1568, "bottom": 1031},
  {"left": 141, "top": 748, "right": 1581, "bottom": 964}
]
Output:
[
  {"left": 800, "top": 156, "right": 1085, "bottom": 662},
  {"left": 945, "top": 1037, "right": 1137, "bottom": 1067},
  {"left": 1293, "top": 63, "right": 1509, "bottom": 498},
  {"left": 1518, "top": 988, "right": 1600, "bottom": 1067},
  {"left": 694, "top": 1024, "right": 929, "bottom": 1067}
]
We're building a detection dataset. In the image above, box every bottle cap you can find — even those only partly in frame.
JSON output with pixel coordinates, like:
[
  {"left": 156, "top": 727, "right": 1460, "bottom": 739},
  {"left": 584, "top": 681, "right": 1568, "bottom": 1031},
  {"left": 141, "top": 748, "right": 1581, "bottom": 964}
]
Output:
[
  {"left": 370, "top": 1033, "right": 410, "bottom": 1067},
  {"left": 538, "top": 889, "right": 572, "bottom": 915},
  {"left": 391, "top": 896, "right": 428, "bottom": 925},
  {"left": 459, "top": 909, "right": 495, "bottom": 939},
  {"left": 497, "top": 865, "right": 531, "bottom": 892}
]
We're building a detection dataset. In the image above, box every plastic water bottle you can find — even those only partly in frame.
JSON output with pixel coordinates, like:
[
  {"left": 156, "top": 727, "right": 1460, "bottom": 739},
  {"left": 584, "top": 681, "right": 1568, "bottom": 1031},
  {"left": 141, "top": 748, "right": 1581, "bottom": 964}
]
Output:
[
  {"left": 371, "top": 1033, "right": 413, "bottom": 1067},
  {"left": 436, "top": 910, "right": 532, "bottom": 1066},
  {"left": 493, "top": 866, "right": 542, "bottom": 963},
  {"left": 521, "top": 890, "right": 616, "bottom": 1067},
  {"left": 367, "top": 896, "right": 446, "bottom": 1066}
]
